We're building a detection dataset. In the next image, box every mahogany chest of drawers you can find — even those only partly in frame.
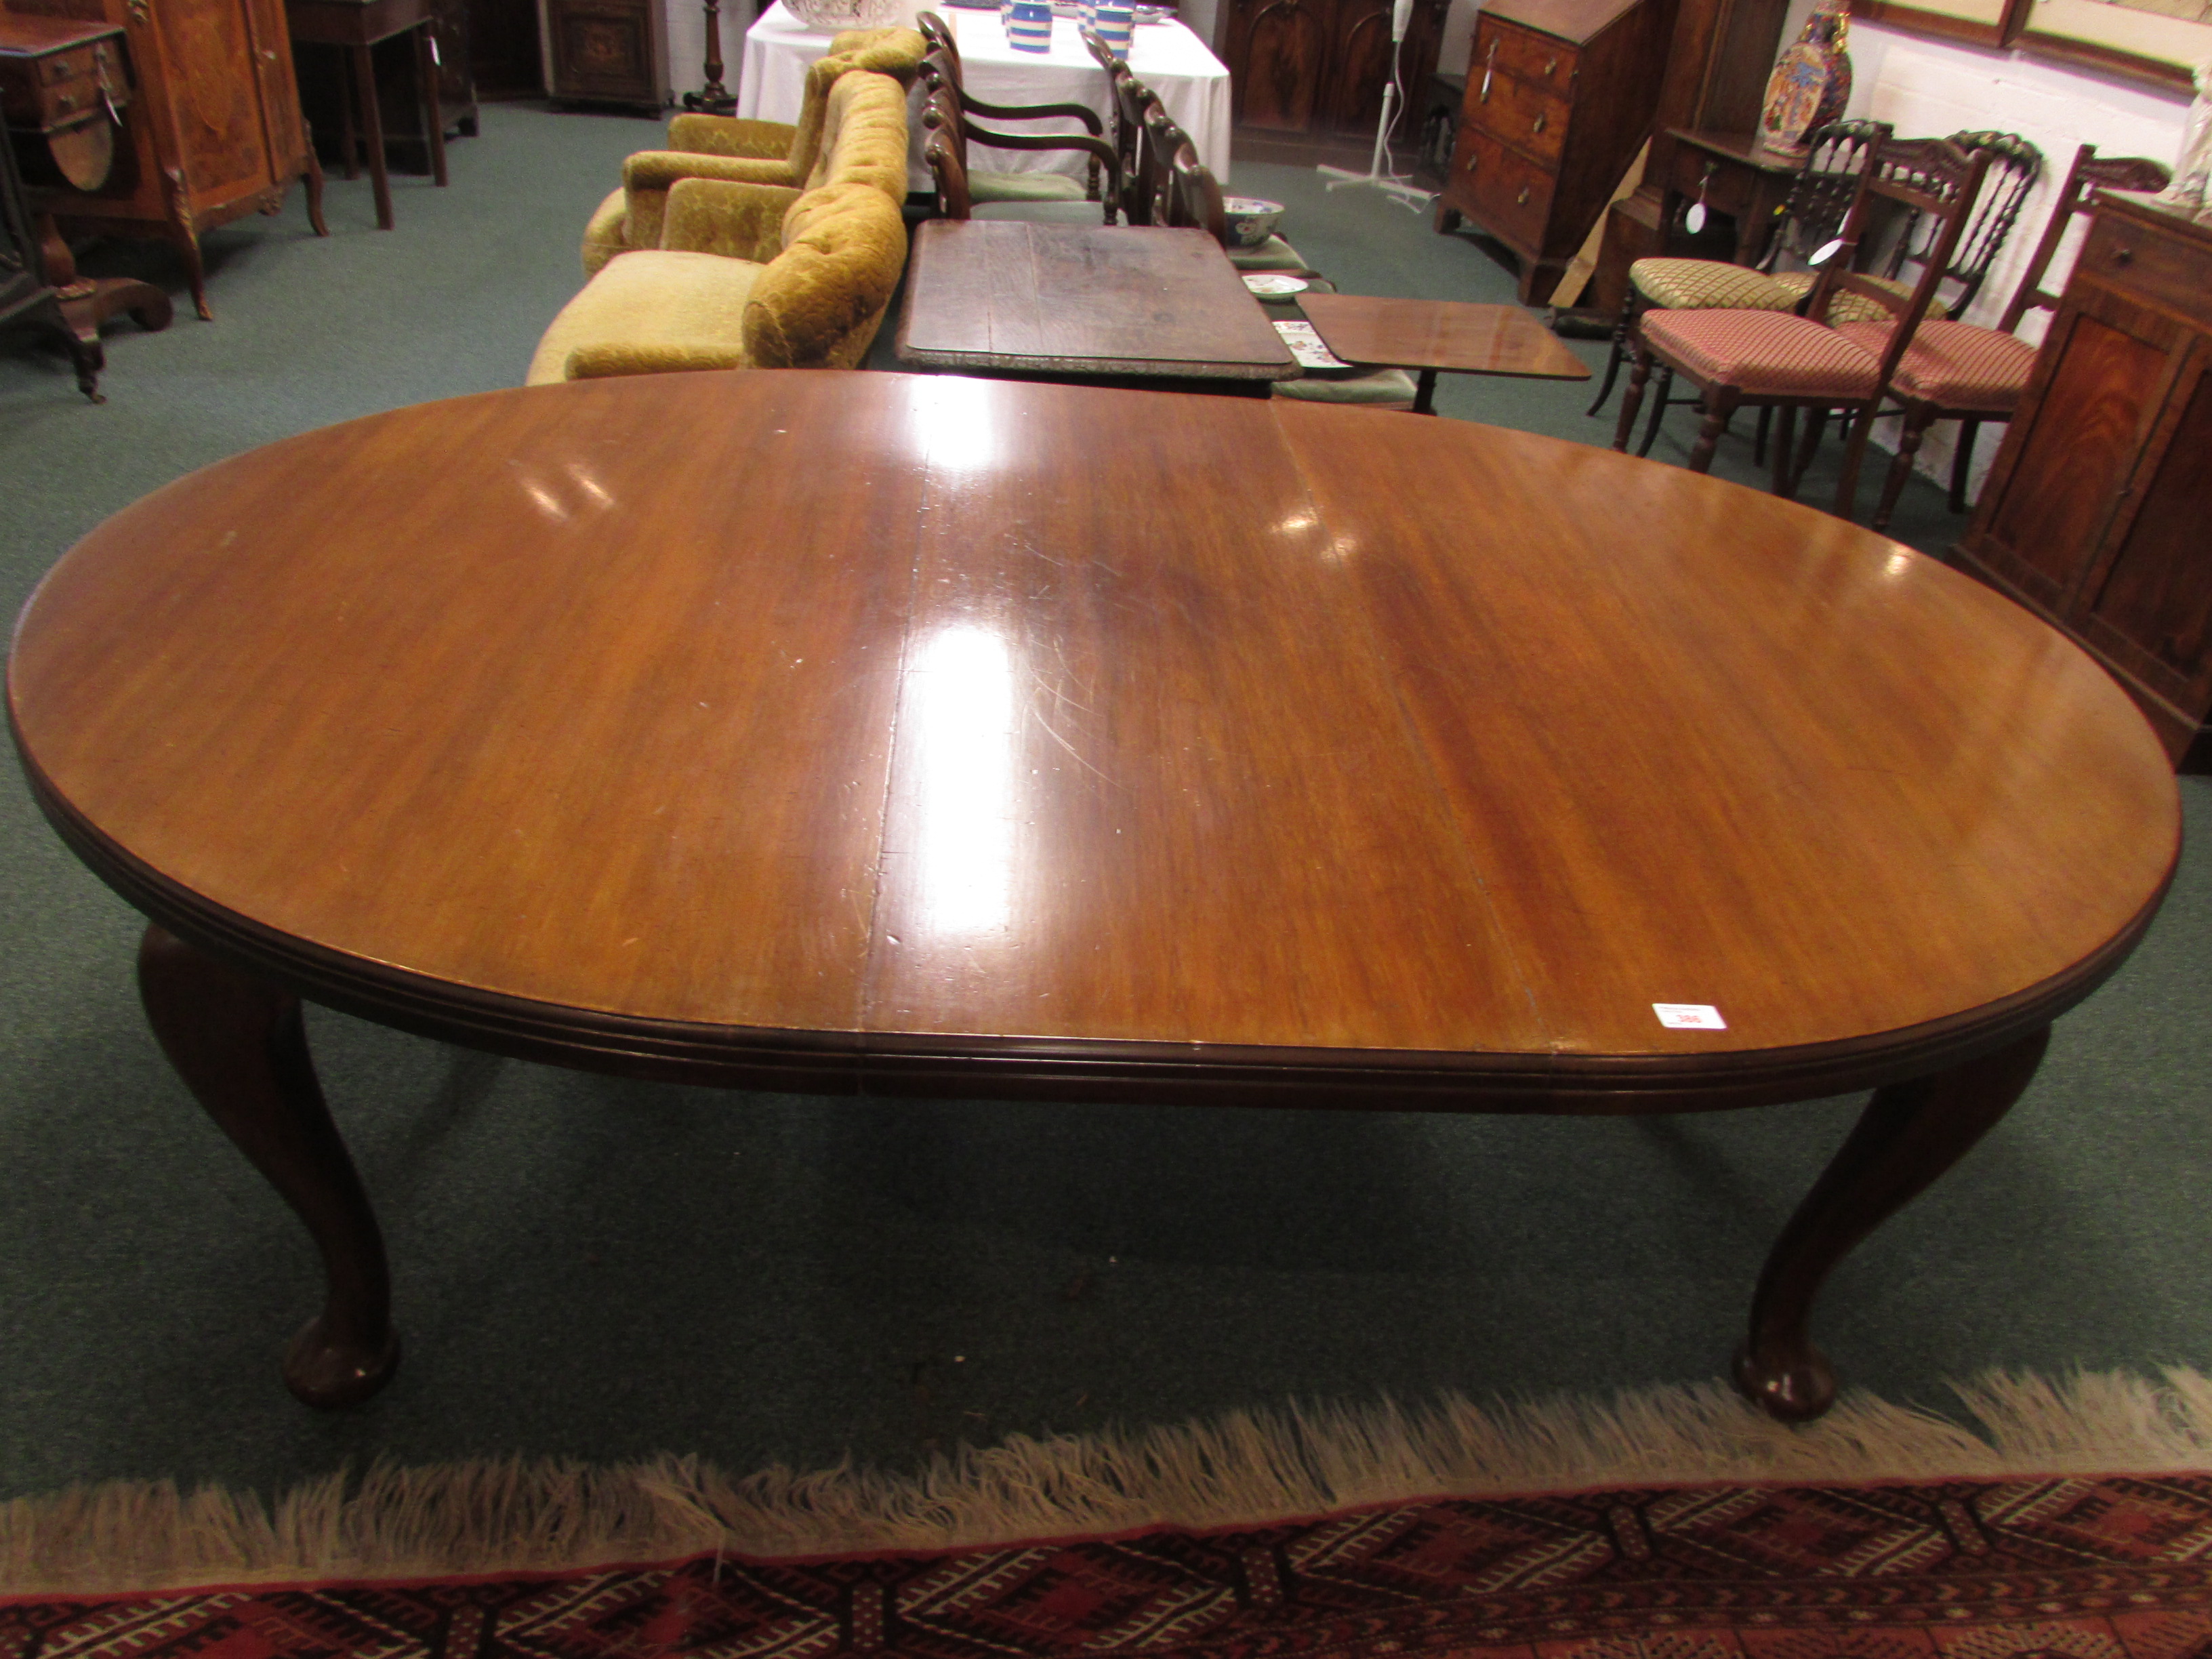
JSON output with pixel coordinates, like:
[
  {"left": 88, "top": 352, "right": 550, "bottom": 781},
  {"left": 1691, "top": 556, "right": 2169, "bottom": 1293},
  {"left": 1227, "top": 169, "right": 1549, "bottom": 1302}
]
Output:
[{"left": 1433, "top": 0, "right": 1670, "bottom": 304}]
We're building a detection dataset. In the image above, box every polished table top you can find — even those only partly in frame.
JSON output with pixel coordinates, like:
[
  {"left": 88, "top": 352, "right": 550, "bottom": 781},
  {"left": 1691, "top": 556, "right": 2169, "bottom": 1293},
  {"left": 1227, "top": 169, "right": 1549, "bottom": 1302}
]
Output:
[
  {"left": 10, "top": 369, "right": 2182, "bottom": 1416},
  {"left": 897, "top": 222, "right": 1296, "bottom": 385},
  {"left": 1296, "top": 293, "right": 1593, "bottom": 381},
  {"left": 10, "top": 370, "right": 2176, "bottom": 1102}
]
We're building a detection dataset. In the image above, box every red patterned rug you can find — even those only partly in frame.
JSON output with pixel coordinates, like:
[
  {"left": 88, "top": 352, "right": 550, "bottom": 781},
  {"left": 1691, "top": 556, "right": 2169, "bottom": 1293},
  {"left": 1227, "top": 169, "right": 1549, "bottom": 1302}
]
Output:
[{"left": 7, "top": 1473, "right": 2211, "bottom": 1659}]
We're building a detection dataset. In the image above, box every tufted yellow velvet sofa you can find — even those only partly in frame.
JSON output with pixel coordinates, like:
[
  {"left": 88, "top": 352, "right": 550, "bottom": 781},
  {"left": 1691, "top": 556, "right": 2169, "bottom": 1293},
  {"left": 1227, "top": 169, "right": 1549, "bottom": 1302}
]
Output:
[
  {"left": 527, "top": 71, "right": 912, "bottom": 385},
  {"left": 580, "top": 28, "right": 925, "bottom": 279}
]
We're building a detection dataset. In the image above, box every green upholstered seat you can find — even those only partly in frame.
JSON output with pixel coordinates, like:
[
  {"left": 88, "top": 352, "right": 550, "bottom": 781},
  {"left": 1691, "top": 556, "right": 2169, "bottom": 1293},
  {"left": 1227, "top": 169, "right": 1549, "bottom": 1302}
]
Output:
[
  {"left": 968, "top": 169, "right": 1089, "bottom": 203},
  {"left": 972, "top": 199, "right": 1115, "bottom": 224},
  {"left": 1228, "top": 235, "right": 1308, "bottom": 272},
  {"left": 1271, "top": 368, "right": 1419, "bottom": 407}
]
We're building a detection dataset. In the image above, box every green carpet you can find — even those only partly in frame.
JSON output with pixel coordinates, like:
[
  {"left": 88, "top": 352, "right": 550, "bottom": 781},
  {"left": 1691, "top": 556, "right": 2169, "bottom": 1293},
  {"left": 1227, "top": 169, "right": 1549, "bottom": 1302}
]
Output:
[{"left": 1, "top": 106, "right": 2204, "bottom": 1506}]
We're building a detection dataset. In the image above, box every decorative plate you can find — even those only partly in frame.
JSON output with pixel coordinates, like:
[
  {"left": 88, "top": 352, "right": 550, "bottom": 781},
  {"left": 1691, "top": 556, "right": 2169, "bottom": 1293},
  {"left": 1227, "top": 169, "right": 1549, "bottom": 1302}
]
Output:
[{"left": 1243, "top": 274, "right": 1309, "bottom": 295}]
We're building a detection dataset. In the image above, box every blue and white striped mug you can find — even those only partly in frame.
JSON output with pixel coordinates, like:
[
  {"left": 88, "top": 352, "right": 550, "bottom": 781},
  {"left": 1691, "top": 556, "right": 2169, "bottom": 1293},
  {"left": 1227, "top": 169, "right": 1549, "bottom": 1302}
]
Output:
[
  {"left": 1006, "top": 0, "right": 1053, "bottom": 50},
  {"left": 1091, "top": 2, "right": 1132, "bottom": 56}
]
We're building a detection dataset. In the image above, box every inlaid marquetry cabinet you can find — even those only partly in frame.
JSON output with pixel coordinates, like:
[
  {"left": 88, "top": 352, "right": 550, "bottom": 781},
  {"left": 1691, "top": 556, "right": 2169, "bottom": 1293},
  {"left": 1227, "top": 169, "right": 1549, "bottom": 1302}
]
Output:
[
  {"left": 1220, "top": 0, "right": 1447, "bottom": 142},
  {"left": 1955, "top": 191, "right": 2212, "bottom": 770},
  {"left": 1, "top": 0, "right": 322, "bottom": 319},
  {"left": 1433, "top": 0, "right": 1671, "bottom": 304},
  {"left": 537, "top": 0, "right": 663, "bottom": 110}
]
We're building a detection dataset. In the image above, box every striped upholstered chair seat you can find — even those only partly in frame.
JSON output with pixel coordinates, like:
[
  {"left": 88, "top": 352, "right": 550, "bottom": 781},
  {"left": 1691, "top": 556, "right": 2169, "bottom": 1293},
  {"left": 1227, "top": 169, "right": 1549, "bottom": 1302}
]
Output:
[
  {"left": 1770, "top": 270, "right": 1913, "bottom": 326},
  {"left": 1835, "top": 318, "right": 2039, "bottom": 411},
  {"left": 1637, "top": 309, "right": 1883, "bottom": 398}
]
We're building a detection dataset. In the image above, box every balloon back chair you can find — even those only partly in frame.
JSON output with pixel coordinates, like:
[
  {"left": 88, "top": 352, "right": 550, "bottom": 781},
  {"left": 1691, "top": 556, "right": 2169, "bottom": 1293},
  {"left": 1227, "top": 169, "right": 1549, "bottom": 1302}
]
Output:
[{"left": 914, "top": 18, "right": 1118, "bottom": 218}]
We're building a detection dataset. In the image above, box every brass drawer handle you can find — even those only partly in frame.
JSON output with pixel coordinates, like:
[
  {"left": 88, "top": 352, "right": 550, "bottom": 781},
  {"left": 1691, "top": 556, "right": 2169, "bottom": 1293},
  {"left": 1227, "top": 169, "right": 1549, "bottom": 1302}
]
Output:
[
  {"left": 1531, "top": 113, "right": 1546, "bottom": 133},
  {"left": 1517, "top": 186, "right": 1530, "bottom": 205},
  {"left": 1544, "top": 56, "right": 1557, "bottom": 73},
  {"left": 1481, "top": 40, "right": 1494, "bottom": 99},
  {"left": 1465, "top": 150, "right": 1479, "bottom": 171},
  {"left": 2111, "top": 245, "right": 2134, "bottom": 266}
]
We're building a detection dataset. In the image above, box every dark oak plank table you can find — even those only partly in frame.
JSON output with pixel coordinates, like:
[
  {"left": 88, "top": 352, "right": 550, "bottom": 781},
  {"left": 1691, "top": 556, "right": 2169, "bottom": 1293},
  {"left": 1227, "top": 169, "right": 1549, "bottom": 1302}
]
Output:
[
  {"left": 7, "top": 372, "right": 2179, "bottom": 1420},
  {"left": 897, "top": 220, "right": 1296, "bottom": 395},
  {"left": 1295, "top": 293, "right": 1591, "bottom": 413}
]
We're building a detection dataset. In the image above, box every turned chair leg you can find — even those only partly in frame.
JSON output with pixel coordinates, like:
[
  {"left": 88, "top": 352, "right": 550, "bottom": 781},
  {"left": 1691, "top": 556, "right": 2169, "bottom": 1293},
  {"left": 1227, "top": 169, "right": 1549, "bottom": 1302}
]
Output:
[
  {"left": 1587, "top": 292, "right": 1637, "bottom": 417},
  {"left": 1791, "top": 405, "right": 1830, "bottom": 495},
  {"left": 1612, "top": 340, "right": 1654, "bottom": 451},
  {"left": 1770, "top": 405, "right": 1799, "bottom": 497},
  {"left": 1637, "top": 366, "right": 1675, "bottom": 457},
  {"left": 1832, "top": 397, "right": 1883, "bottom": 523},
  {"left": 1686, "top": 386, "right": 1737, "bottom": 473},
  {"left": 1753, "top": 405, "right": 1772, "bottom": 468},
  {"left": 1872, "top": 405, "right": 1934, "bottom": 533},
  {"left": 1948, "top": 417, "right": 1981, "bottom": 514}
]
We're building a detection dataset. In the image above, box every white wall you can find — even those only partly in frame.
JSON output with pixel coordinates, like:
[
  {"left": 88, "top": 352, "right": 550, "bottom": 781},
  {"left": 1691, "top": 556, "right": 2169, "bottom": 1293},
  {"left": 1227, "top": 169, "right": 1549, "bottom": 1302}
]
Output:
[{"left": 1839, "top": 22, "right": 2188, "bottom": 493}]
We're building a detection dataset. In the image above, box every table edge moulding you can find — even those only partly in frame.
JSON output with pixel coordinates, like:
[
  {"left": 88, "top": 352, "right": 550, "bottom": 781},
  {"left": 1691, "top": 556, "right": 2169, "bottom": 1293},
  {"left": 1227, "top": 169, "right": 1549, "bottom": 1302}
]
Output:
[
  {"left": 5, "top": 371, "right": 2182, "bottom": 1425},
  {"left": 1954, "top": 190, "right": 2212, "bottom": 771}
]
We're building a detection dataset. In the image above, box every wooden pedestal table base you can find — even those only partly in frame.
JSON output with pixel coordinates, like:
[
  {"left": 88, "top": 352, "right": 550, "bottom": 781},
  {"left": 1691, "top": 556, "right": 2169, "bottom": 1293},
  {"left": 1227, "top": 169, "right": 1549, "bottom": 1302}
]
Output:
[{"left": 8, "top": 373, "right": 2179, "bottom": 1420}]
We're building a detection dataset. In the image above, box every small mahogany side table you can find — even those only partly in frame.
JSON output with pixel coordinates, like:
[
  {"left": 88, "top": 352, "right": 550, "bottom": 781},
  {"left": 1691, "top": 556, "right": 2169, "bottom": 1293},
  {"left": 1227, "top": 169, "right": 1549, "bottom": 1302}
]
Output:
[
  {"left": 1294, "top": 292, "right": 1590, "bottom": 414},
  {"left": 285, "top": 0, "right": 449, "bottom": 230},
  {"left": 1657, "top": 129, "right": 1803, "bottom": 270}
]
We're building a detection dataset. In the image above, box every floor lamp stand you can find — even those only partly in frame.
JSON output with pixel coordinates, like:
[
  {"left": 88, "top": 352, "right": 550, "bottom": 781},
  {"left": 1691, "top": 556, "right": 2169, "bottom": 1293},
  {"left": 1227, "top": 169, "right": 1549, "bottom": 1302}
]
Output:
[
  {"left": 1317, "top": 47, "right": 1433, "bottom": 211},
  {"left": 680, "top": 0, "right": 737, "bottom": 115}
]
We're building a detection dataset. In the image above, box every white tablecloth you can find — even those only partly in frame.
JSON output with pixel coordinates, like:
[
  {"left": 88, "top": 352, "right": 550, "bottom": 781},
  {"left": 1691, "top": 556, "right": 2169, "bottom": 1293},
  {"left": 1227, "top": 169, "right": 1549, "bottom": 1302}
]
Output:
[{"left": 736, "top": 1, "right": 1232, "bottom": 192}]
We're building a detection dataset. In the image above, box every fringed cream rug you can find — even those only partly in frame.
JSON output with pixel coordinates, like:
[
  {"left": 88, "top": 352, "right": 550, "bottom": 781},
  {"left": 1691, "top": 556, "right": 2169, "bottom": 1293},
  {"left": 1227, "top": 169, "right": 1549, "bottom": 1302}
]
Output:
[{"left": 5, "top": 1369, "right": 2211, "bottom": 1657}]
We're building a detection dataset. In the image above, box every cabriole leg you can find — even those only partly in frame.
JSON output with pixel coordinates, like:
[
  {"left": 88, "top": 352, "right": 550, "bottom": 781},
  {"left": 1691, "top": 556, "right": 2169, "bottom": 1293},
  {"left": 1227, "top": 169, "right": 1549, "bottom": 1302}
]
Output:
[
  {"left": 1734, "top": 1026, "right": 2049, "bottom": 1422},
  {"left": 137, "top": 924, "right": 399, "bottom": 1407}
]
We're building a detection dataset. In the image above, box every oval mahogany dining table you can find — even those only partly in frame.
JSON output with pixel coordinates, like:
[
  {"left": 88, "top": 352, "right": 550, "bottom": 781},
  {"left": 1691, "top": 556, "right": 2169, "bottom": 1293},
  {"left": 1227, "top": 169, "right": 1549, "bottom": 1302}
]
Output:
[{"left": 6, "top": 371, "right": 2181, "bottom": 1420}]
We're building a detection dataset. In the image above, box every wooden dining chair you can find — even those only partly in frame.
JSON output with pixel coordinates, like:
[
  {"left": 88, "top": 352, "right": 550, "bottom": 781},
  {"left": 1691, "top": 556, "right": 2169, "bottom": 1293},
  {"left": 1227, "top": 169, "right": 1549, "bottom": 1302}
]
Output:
[
  {"left": 1630, "top": 130, "right": 2045, "bottom": 466},
  {"left": 1586, "top": 119, "right": 1891, "bottom": 420},
  {"left": 1857, "top": 141, "right": 2172, "bottom": 531},
  {"left": 1083, "top": 25, "right": 1162, "bottom": 225},
  {"left": 914, "top": 16, "right": 1116, "bottom": 216},
  {"left": 1613, "top": 136, "right": 1990, "bottom": 521}
]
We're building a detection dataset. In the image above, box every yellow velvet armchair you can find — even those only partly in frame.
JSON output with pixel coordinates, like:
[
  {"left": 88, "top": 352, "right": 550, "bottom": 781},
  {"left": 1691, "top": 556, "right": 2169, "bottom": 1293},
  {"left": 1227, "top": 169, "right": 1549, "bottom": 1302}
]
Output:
[
  {"left": 529, "top": 73, "right": 912, "bottom": 384},
  {"left": 580, "top": 28, "right": 924, "bottom": 276}
]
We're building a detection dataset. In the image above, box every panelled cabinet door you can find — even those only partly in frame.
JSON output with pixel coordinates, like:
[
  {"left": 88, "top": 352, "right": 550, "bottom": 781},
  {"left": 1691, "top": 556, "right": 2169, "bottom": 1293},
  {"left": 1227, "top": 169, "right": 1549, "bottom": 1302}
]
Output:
[
  {"left": 1224, "top": 0, "right": 1443, "bottom": 137},
  {"left": 244, "top": 0, "right": 311, "bottom": 182},
  {"left": 151, "top": 0, "right": 268, "bottom": 201},
  {"left": 544, "top": 0, "right": 667, "bottom": 107},
  {"left": 1229, "top": 0, "right": 1334, "bottom": 129},
  {"left": 1975, "top": 289, "right": 2182, "bottom": 615},
  {"left": 1322, "top": 0, "right": 1443, "bottom": 134},
  {"left": 1957, "top": 194, "right": 2212, "bottom": 768},
  {"left": 2071, "top": 344, "right": 2212, "bottom": 725}
]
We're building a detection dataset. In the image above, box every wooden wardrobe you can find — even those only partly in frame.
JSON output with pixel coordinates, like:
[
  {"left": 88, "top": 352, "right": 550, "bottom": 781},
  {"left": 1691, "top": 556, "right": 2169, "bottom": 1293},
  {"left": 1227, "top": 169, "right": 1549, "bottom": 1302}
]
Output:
[{"left": 1, "top": 0, "right": 324, "bottom": 319}]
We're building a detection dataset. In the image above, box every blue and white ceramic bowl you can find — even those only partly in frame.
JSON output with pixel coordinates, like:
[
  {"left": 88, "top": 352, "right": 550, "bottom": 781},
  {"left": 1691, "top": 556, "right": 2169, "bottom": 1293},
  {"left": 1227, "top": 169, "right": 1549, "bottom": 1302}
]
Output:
[{"left": 1221, "top": 197, "right": 1284, "bottom": 249}]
